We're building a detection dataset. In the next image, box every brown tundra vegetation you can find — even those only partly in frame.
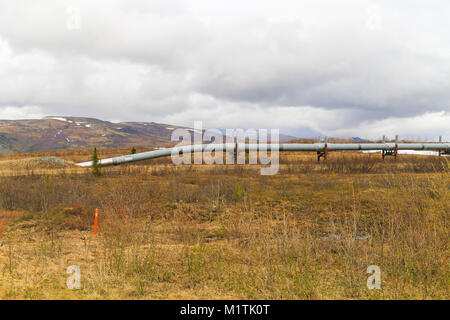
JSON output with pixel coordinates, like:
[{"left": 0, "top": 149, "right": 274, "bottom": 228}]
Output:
[{"left": 0, "top": 148, "right": 448, "bottom": 299}]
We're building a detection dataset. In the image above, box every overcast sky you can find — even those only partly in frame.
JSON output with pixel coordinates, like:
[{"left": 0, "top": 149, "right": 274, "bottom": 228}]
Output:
[{"left": 0, "top": 0, "right": 449, "bottom": 139}]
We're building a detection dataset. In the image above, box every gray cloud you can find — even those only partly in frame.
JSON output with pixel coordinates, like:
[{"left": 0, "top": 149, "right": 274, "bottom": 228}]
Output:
[{"left": 0, "top": 0, "right": 449, "bottom": 139}]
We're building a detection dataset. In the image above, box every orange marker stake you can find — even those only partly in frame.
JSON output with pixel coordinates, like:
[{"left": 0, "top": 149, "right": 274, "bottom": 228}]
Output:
[{"left": 94, "top": 208, "right": 99, "bottom": 235}]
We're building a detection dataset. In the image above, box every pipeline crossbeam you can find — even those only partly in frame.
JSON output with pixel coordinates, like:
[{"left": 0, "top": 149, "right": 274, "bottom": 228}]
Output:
[{"left": 75, "top": 142, "right": 450, "bottom": 167}]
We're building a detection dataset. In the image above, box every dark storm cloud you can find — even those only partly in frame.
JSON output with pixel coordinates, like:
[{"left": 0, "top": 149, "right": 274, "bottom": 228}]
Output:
[{"left": 0, "top": 0, "right": 449, "bottom": 139}]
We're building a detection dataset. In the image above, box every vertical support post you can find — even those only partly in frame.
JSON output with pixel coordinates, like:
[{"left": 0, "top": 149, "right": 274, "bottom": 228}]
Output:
[
  {"left": 233, "top": 135, "right": 237, "bottom": 165},
  {"left": 317, "top": 138, "right": 328, "bottom": 163},
  {"left": 317, "top": 136, "right": 320, "bottom": 162},
  {"left": 395, "top": 135, "right": 398, "bottom": 160},
  {"left": 94, "top": 208, "right": 98, "bottom": 235}
]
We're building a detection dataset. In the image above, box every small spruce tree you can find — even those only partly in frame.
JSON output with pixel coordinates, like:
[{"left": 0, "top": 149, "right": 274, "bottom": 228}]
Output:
[
  {"left": 131, "top": 146, "right": 136, "bottom": 154},
  {"left": 91, "top": 147, "right": 101, "bottom": 176}
]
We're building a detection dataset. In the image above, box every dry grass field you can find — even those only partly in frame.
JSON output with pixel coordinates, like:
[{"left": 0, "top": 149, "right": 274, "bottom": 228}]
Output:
[{"left": 0, "top": 149, "right": 448, "bottom": 299}]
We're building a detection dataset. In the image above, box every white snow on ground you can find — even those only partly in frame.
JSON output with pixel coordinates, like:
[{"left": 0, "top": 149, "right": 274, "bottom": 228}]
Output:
[
  {"left": 398, "top": 150, "right": 441, "bottom": 156},
  {"left": 47, "top": 117, "right": 76, "bottom": 124},
  {"left": 166, "top": 127, "right": 174, "bottom": 130},
  {"left": 85, "top": 124, "right": 91, "bottom": 128},
  {"left": 361, "top": 150, "right": 440, "bottom": 156},
  {"left": 65, "top": 137, "right": 70, "bottom": 143},
  {"left": 48, "top": 117, "right": 68, "bottom": 122},
  {"left": 187, "top": 128, "right": 202, "bottom": 133}
]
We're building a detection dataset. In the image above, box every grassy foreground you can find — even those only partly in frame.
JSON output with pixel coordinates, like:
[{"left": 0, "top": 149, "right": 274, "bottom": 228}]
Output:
[{"left": 0, "top": 150, "right": 448, "bottom": 299}]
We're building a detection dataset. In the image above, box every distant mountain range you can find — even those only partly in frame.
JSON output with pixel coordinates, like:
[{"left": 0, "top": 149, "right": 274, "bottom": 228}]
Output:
[
  {"left": 0, "top": 116, "right": 298, "bottom": 152},
  {"left": 351, "top": 137, "right": 370, "bottom": 142}
]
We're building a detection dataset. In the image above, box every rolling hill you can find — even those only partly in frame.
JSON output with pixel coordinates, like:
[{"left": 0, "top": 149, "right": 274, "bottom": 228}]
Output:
[
  {"left": 0, "top": 116, "right": 298, "bottom": 152},
  {"left": 0, "top": 117, "right": 187, "bottom": 152}
]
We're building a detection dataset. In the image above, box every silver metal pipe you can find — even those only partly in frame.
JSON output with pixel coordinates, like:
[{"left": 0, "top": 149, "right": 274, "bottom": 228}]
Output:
[{"left": 76, "top": 142, "right": 450, "bottom": 167}]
